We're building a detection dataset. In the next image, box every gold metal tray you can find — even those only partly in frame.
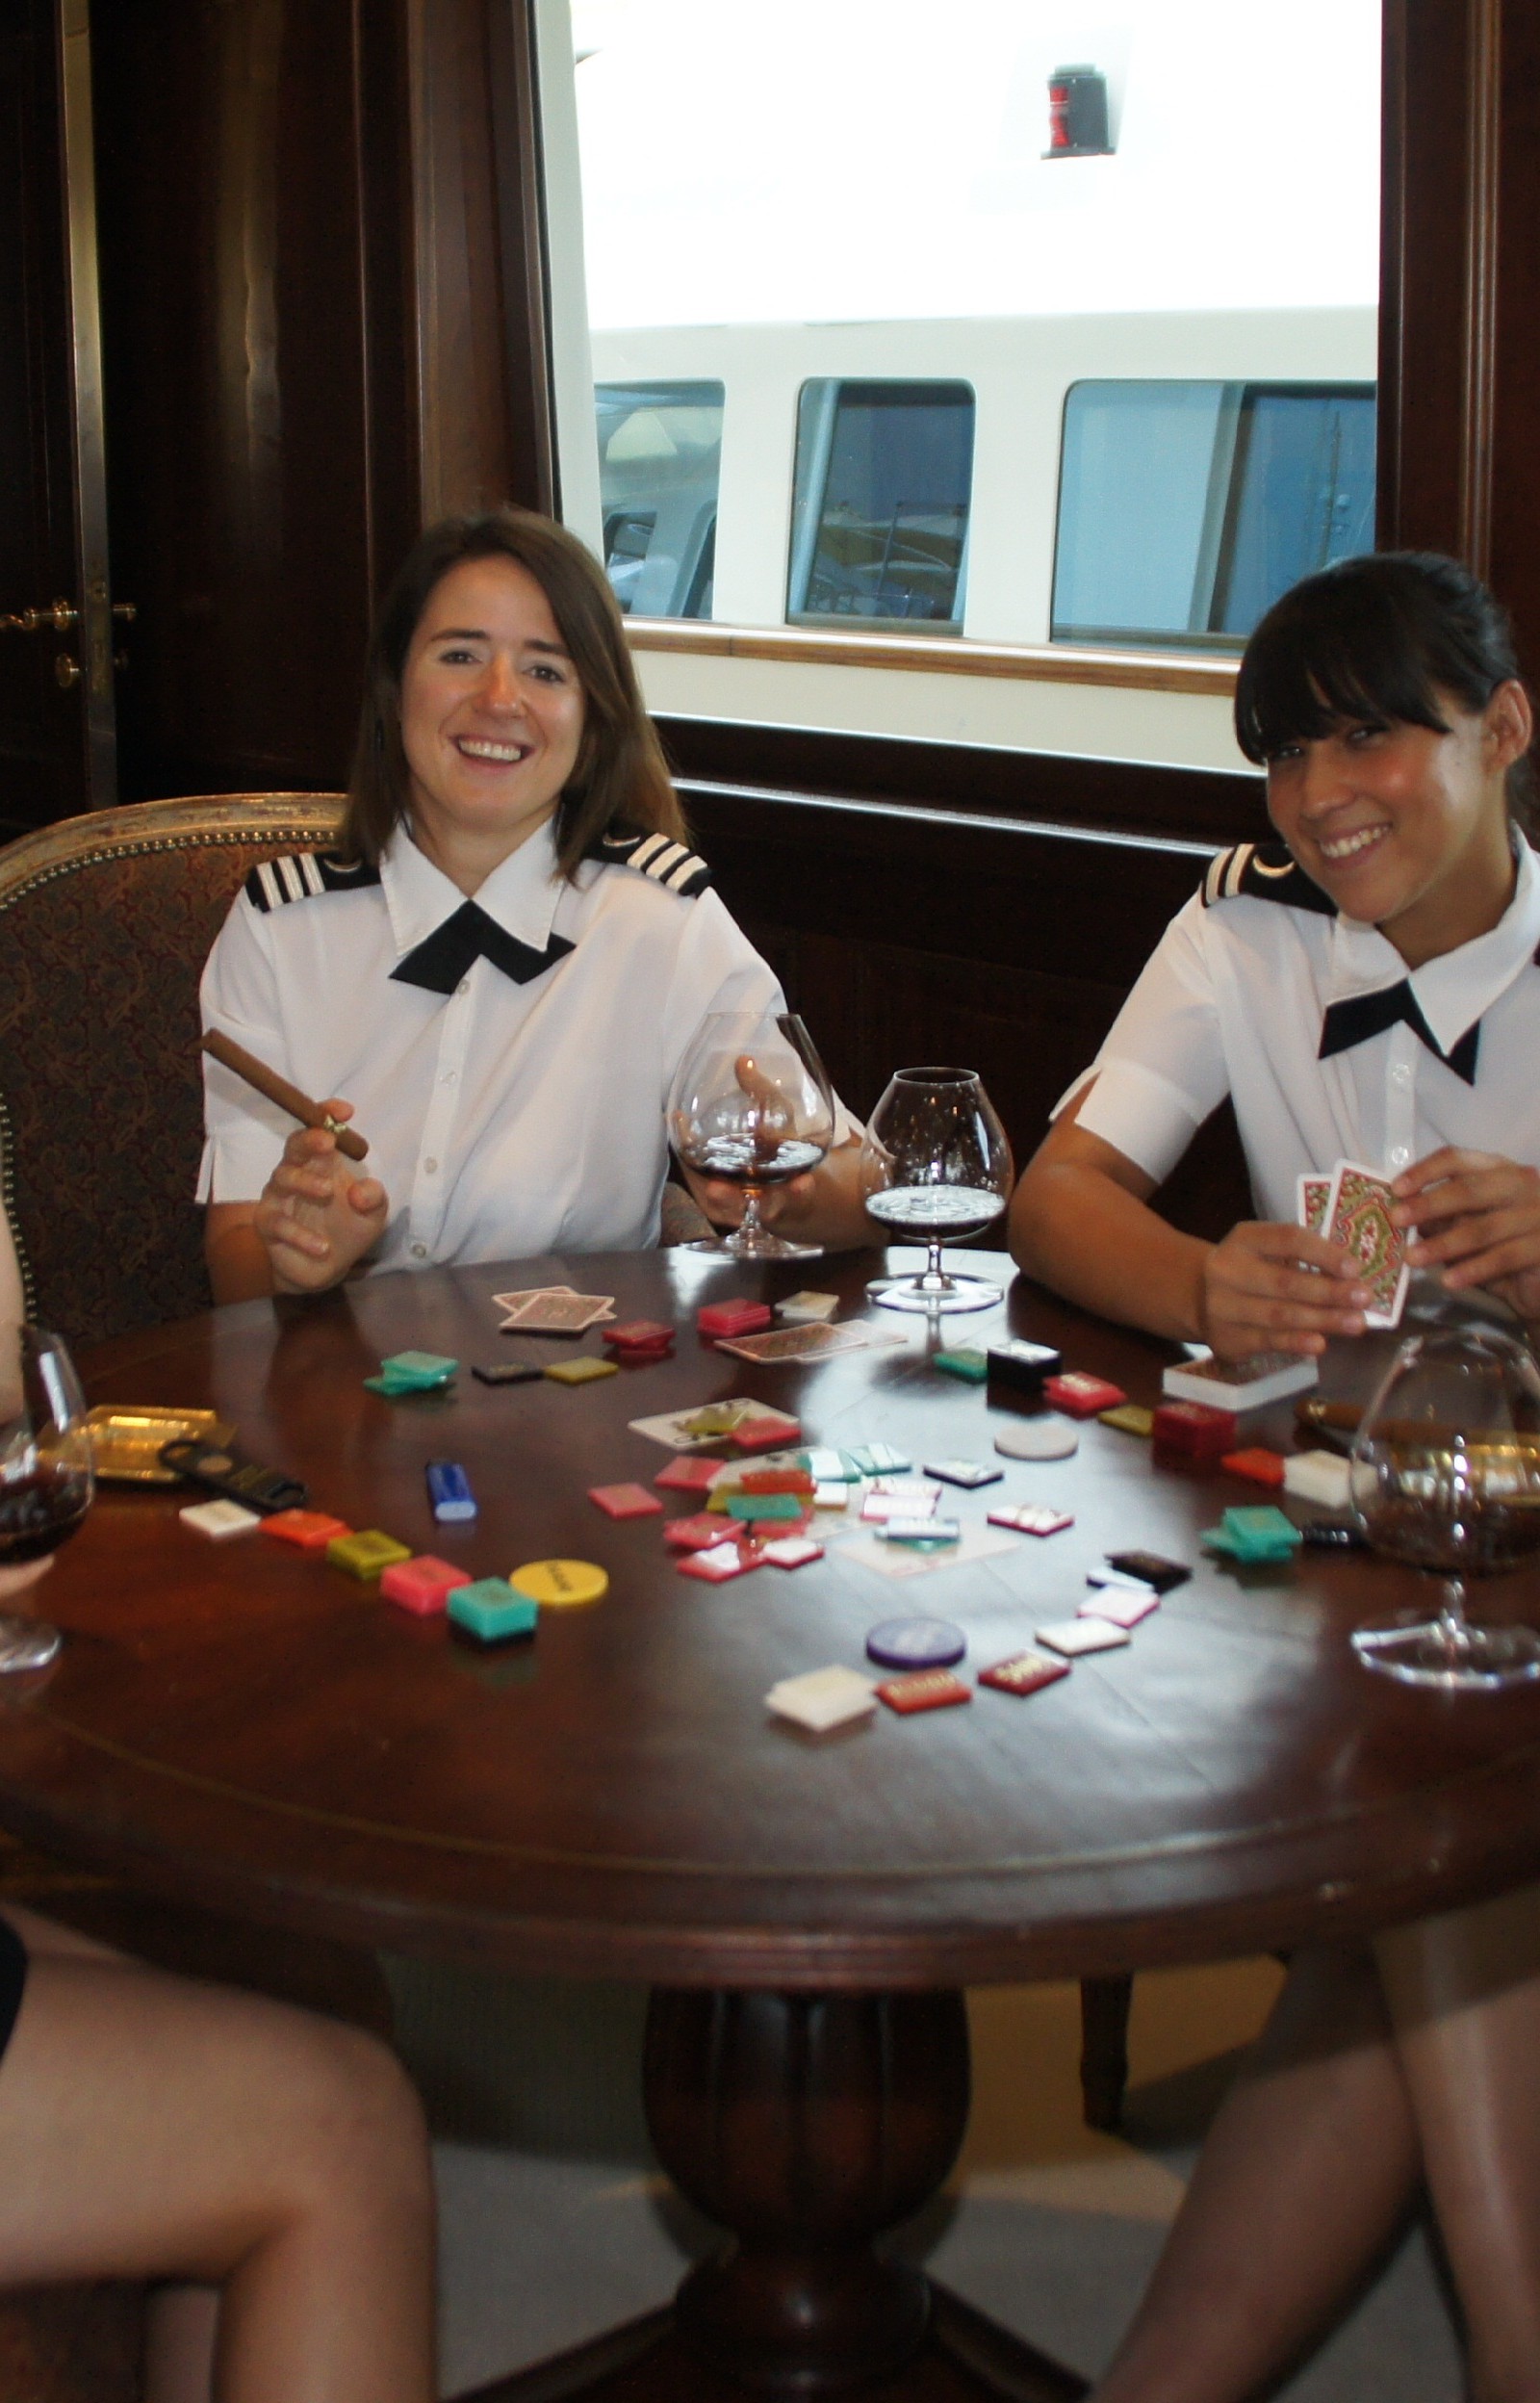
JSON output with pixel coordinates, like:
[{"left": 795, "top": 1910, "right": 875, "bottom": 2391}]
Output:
[{"left": 84, "top": 1406, "right": 236, "bottom": 1484}]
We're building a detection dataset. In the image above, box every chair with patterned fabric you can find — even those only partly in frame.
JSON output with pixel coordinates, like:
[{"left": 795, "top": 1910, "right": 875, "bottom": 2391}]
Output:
[{"left": 0, "top": 794, "right": 345, "bottom": 1352}]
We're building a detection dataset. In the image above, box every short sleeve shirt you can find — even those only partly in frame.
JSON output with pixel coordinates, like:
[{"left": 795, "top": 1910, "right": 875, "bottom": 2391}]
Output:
[
  {"left": 197, "top": 819, "right": 833, "bottom": 1268},
  {"left": 1062, "top": 835, "right": 1540, "bottom": 1223}
]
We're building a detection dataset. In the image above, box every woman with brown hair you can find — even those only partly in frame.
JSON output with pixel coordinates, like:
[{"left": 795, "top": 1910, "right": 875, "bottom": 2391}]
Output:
[{"left": 200, "top": 507, "right": 865, "bottom": 1299}]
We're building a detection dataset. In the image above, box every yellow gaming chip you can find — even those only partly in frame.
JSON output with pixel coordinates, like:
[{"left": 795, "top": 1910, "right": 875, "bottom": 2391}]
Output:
[{"left": 509, "top": 1558, "right": 610, "bottom": 1608}]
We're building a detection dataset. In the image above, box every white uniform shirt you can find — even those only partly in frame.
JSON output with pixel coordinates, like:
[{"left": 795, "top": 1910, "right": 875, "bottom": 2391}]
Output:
[
  {"left": 1063, "top": 835, "right": 1540, "bottom": 1223},
  {"left": 197, "top": 819, "right": 808, "bottom": 1268}
]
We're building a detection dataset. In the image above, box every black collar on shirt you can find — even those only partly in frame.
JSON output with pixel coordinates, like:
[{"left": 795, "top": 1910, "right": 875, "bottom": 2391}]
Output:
[
  {"left": 391, "top": 902, "right": 575, "bottom": 995},
  {"left": 1318, "top": 981, "right": 1481, "bottom": 1084},
  {"left": 1317, "top": 936, "right": 1540, "bottom": 1088}
]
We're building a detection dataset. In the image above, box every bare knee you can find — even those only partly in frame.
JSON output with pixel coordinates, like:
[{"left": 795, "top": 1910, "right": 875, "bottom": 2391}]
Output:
[{"left": 269, "top": 2015, "right": 433, "bottom": 2228}]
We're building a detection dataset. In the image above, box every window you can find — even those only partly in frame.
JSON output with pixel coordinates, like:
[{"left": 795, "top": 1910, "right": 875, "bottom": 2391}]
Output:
[
  {"left": 595, "top": 381, "right": 723, "bottom": 618},
  {"left": 1052, "top": 380, "right": 1375, "bottom": 649},
  {"left": 787, "top": 382, "right": 974, "bottom": 631}
]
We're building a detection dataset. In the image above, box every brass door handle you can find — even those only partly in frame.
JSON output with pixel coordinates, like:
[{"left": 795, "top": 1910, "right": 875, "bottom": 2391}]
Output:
[
  {"left": 54, "top": 654, "right": 81, "bottom": 688},
  {"left": 112, "top": 602, "right": 137, "bottom": 623},
  {"left": 1, "top": 599, "right": 81, "bottom": 634}
]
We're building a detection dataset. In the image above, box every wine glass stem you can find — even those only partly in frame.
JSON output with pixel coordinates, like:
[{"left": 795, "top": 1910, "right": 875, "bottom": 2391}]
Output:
[
  {"left": 918, "top": 1239, "right": 952, "bottom": 1294},
  {"left": 740, "top": 1187, "right": 765, "bottom": 1241},
  {"left": 1438, "top": 1578, "right": 1470, "bottom": 1661}
]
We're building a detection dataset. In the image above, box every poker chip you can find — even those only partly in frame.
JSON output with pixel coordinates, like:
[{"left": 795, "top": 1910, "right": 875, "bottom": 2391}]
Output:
[
  {"left": 865, "top": 1616, "right": 966, "bottom": 1670},
  {"left": 876, "top": 1668, "right": 971, "bottom": 1715},
  {"left": 508, "top": 1558, "right": 610, "bottom": 1607},
  {"left": 993, "top": 1418, "right": 1079, "bottom": 1460}
]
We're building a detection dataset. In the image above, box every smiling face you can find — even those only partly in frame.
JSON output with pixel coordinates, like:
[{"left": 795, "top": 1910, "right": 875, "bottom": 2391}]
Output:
[
  {"left": 1265, "top": 682, "right": 1532, "bottom": 967},
  {"left": 398, "top": 556, "right": 586, "bottom": 883}
]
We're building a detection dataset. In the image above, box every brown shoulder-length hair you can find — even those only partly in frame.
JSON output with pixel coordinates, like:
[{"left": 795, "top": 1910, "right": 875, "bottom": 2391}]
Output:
[{"left": 341, "top": 507, "right": 687, "bottom": 877}]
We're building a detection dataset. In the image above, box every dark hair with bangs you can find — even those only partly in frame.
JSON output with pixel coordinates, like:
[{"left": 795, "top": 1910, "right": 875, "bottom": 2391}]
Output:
[
  {"left": 341, "top": 507, "right": 687, "bottom": 877},
  {"left": 1235, "top": 551, "right": 1534, "bottom": 832}
]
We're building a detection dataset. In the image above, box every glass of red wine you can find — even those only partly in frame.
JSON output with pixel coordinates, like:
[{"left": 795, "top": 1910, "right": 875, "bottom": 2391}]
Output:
[
  {"left": 0, "top": 1324, "right": 93, "bottom": 1670},
  {"left": 668, "top": 1010, "right": 837, "bottom": 1259},
  {"left": 860, "top": 1068, "right": 1014, "bottom": 1311},
  {"left": 1349, "top": 1326, "right": 1540, "bottom": 1690}
]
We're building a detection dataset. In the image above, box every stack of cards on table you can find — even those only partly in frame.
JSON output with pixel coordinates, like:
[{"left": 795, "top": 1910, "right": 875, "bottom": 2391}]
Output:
[
  {"left": 1160, "top": 1354, "right": 1317, "bottom": 1413},
  {"left": 1296, "top": 1160, "right": 1410, "bottom": 1328},
  {"left": 496, "top": 1285, "right": 616, "bottom": 1334},
  {"left": 365, "top": 1351, "right": 457, "bottom": 1396}
]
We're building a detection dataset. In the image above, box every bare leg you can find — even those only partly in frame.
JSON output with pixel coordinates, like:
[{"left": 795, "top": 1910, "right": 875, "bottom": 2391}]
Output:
[
  {"left": 143, "top": 2287, "right": 219, "bottom": 2403},
  {"left": 1378, "top": 1884, "right": 1540, "bottom": 2403},
  {"left": 0, "top": 1906, "right": 435, "bottom": 2403},
  {"left": 1090, "top": 1946, "right": 1422, "bottom": 2403}
]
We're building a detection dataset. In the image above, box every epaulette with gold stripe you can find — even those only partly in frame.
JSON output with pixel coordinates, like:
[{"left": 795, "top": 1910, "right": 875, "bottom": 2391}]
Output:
[
  {"left": 244, "top": 852, "right": 382, "bottom": 912},
  {"left": 587, "top": 825, "right": 712, "bottom": 897},
  {"left": 1199, "top": 841, "right": 1336, "bottom": 916}
]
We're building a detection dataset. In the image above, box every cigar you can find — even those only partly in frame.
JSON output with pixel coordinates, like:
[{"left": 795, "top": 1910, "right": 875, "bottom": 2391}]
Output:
[{"left": 199, "top": 1031, "right": 370, "bottom": 1160}]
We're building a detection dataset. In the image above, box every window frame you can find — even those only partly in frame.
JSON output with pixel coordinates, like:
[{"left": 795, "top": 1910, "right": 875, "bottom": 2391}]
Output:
[{"left": 500, "top": 0, "right": 1533, "bottom": 782}]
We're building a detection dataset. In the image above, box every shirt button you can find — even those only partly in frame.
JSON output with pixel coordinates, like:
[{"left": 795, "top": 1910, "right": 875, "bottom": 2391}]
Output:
[
  {"left": 456, "top": 978, "right": 470, "bottom": 996},
  {"left": 1391, "top": 1062, "right": 1412, "bottom": 1088},
  {"left": 410, "top": 1241, "right": 427, "bottom": 1260},
  {"left": 442, "top": 1070, "right": 457, "bottom": 1085},
  {"left": 1389, "top": 1146, "right": 1411, "bottom": 1169},
  {"left": 424, "top": 1158, "right": 439, "bottom": 1175}
]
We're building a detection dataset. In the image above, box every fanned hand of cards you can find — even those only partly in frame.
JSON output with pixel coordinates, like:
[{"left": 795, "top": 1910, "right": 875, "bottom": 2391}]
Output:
[
  {"left": 495, "top": 1284, "right": 617, "bottom": 1335},
  {"left": 1296, "top": 1160, "right": 1409, "bottom": 1329}
]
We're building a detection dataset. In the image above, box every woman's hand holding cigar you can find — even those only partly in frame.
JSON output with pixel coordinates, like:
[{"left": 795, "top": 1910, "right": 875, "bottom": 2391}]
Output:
[{"left": 253, "top": 1102, "right": 390, "bottom": 1293}]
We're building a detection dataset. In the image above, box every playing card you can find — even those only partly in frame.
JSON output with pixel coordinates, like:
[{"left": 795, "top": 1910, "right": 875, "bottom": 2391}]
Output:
[
  {"left": 713, "top": 1321, "right": 892, "bottom": 1364},
  {"left": 629, "top": 1400, "right": 796, "bottom": 1452},
  {"left": 500, "top": 1291, "right": 616, "bottom": 1333},
  {"left": 1325, "top": 1160, "right": 1410, "bottom": 1327},
  {"left": 493, "top": 1285, "right": 576, "bottom": 1309},
  {"left": 834, "top": 1521, "right": 1020, "bottom": 1581},
  {"left": 1296, "top": 1174, "right": 1331, "bottom": 1235}
]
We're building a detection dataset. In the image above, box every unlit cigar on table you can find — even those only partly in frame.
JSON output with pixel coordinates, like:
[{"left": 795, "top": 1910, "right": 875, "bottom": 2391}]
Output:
[{"left": 199, "top": 1030, "right": 371, "bottom": 1160}]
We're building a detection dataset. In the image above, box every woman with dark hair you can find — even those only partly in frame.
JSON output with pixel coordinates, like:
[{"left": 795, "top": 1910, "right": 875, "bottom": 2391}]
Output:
[
  {"left": 1010, "top": 554, "right": 1540, "bottom": 2401},
  {"left": 200, "top": 508, "right": 866, "bottom": 1299},
  {"left": 1011, "top": 549, "right": 1540, "bottom": 1353}
]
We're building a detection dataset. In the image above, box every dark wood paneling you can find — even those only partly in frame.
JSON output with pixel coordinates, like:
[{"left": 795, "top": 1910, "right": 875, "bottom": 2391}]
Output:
[
  {"left": 91, "top": 0, "right": 411, "bottom": 799},
  {"left": 1379, "top": 0, "right": 1540, "bottom": 680},
  {"left": 658, "top": 716, "right": 1269, "bottom": 850},
  {"left": 681, "top": 781, "right": 1253, "bottom": 1239},
  {"left": 0, "top": 0, "right": 89, "bottom": 831}
]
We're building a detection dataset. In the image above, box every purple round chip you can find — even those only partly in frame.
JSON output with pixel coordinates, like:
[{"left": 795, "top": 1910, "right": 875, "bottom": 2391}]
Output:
[{"left": 865, "top": 1616, "right": 967, "bottom": 1670}]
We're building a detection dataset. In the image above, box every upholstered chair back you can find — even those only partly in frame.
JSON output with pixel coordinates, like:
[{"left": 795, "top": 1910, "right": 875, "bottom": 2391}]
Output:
[{"left": 0, "top": 795, "right": 344, "bottom": 1352}]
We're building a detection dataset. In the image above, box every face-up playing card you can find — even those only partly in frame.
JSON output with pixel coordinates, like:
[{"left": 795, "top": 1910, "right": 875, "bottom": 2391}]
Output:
[
  {"left": 629, "top": 1401, "right": 797, "bottom": 1453},
  {"left": 1325, "top": 1159, "right": 1410, "bottom": 1327},
  {"left": 1296, "top": 1175, "right": 1332, "bottom": 1235}
]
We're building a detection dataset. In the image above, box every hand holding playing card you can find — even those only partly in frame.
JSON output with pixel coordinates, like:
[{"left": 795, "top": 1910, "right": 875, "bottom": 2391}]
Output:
[
  {"left": 1199, "top": 1218, "right": 1373, "bottom": 1361},
  {"left": 1394, "top": 1147, "right": 1540, "bottom": 1318}
]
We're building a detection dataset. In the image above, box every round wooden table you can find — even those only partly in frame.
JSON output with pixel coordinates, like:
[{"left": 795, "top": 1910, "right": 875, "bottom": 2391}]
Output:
[{"left": 7, "top": 1249, "right": 1540, "bottom": 2401}]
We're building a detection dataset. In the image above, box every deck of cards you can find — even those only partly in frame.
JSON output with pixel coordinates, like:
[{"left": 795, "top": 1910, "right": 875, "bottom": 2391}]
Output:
[
  {"left": 496, "top": 1285, "right": 616, "bottom": 1335},
  {"left": 1297, "top": 1160, "right": 1410, "bottom": 1328}
]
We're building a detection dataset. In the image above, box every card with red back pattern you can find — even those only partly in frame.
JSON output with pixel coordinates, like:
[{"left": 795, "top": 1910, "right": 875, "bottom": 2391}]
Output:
[{"left": 877, "top": 1668, "right": 972, "bottom": 1714}]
